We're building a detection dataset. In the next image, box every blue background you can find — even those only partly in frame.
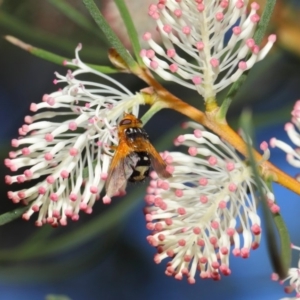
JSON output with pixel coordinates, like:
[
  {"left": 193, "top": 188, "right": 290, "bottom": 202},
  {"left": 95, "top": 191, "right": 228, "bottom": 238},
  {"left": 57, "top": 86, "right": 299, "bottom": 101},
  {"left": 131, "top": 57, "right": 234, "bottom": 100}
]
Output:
[{"left": 1, "top": 7, "right": 300, "bottom": 300}]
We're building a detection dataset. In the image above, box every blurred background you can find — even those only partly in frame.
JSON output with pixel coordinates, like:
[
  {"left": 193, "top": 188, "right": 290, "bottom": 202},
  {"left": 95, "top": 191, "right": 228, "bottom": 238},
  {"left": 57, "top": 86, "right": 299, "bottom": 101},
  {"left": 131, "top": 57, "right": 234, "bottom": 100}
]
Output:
[{"left": 0, "top": 0, "right": 300, "bottom": 299}]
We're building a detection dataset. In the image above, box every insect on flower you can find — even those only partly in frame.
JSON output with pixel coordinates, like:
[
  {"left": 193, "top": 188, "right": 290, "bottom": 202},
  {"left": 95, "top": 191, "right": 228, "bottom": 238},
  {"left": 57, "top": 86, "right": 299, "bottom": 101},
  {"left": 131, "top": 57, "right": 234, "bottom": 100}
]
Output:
[{"left": 105, "top": 113, "right": 171, "bottom": 198}]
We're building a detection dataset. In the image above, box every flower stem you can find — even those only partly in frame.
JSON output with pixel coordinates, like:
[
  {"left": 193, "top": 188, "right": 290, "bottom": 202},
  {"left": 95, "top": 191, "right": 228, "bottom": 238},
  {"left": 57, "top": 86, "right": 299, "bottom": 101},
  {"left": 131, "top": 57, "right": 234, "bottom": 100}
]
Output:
[
  {"left": 141, "top": 101, "right": 164, "bottom": 125},
  {"left": 5, "top": 36, "right": 117, "bottom": 74},
  {"left": 137, "top": 69, "right": 300, "bottom": 195}
]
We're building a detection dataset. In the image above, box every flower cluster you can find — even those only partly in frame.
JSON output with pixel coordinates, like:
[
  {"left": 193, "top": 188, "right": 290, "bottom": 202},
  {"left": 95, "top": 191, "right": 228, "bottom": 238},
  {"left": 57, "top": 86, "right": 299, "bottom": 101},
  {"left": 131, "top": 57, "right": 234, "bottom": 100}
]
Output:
[
  {"left": 141, "top": 0, "right": 276, "bottom": 100},
  {"left": 270, "top": 100, "right": 300, "bottom": 170},
  {"left": 5, "top": 44, "right": 144, "bottom": 226},
  {"left": 145, "top": 122, "right": 276, "bottom": 283}
]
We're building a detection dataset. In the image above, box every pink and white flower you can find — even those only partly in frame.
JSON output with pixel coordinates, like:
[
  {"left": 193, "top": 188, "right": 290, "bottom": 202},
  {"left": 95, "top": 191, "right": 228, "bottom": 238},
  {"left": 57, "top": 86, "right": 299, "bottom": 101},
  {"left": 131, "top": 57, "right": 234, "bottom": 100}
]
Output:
[
  {"left": 141, "top": 0, "right": 276, "bottom": 100},
  {"left": 145, "top": 122, "right": 276, "bottom": 283},
  {"left": 273, "top": 244, "right": 300, "bottom": 300},
  {"left": 270, "top": 100, "right": 300, "bottom": 170},
  {"left": 5, "top": 44, "right": 144, "bottom": 226}
]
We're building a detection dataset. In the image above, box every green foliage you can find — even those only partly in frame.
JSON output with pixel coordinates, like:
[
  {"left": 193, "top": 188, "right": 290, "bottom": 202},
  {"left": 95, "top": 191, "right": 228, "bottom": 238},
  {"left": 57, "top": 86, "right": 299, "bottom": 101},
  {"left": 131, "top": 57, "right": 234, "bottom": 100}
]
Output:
[{"left": 240, "top": 109, "right": 290, "bottom": 279}]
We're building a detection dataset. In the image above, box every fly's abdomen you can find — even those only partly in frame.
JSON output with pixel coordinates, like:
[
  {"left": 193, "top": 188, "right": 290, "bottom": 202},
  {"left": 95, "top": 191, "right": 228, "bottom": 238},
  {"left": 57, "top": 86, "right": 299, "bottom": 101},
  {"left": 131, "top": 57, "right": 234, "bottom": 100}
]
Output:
[{"left": 128, "top": 151, "right": 151, "bottom": 182}]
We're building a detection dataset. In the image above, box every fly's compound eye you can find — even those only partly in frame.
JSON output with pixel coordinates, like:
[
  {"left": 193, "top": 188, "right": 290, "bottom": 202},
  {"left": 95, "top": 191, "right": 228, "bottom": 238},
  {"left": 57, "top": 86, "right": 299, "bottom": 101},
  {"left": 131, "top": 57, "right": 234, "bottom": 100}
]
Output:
[{"left": 120, "top": 119, "right": 132, "bottom": 126}]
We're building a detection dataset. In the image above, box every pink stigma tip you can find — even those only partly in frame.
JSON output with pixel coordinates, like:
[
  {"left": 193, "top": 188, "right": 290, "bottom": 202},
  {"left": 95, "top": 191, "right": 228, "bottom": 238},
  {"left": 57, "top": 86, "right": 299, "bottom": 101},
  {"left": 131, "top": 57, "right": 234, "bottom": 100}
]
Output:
[
  {"left": 176, "top": 135, "right": 185, "bottom": 143},
  {"left": 236, "top": 1, "right": 244, "bottom": 8},
  {"left": 196, "top": 41, "right": 204, "bottom": 50},
  {"left": 50, "top": 193, "right": 58, "bottom": 202},
  {"left": 210, "top": 58, "right": 219, "bottom": 68},
  {"left": 146, "top": 49, "right": 155, "bottom": 58},
  {"left": 85, "top": 207, "right": 93, "bottom": 214},
  {"left": 166, "top": 165, "right": 174, "bottom": 174},
  {"left": 251, "top": 2, "right": 260, "bottom": 10},
  {"left": 228, "top": 183, "right": 237, "bottom": 192},
  {"left": 30, "top": 103, "right": 37, "bottom": 112},
  {"left": 284, "top": 122, "right": 293, "bottom": 131},
  {"left": 175, "top": 189, "right": 183, "bottom": 197},
  {"left": 271, "top": 273, "right": 279, "bottom": 281},
  {"left": 192, "top": 76, "right": 202, "bottom": 85},
  {"left": 72, "top": 214, "right": 80, "bottom": 221},
  {"left": 101, "top": 173, "right": 108, "bottom": 180},
  {"left": 246, "top": 38, "right": 255, "bottom": 48},
  {"left": 45, "top": 133, "right": 54, "bottom": 142},
  {"left": 232, "top": 248, "right": 240, "bottom": 256},
  {"left": 90, "top": 186, "right": 98, "bottom": 194},
  {"left": 11, "top": 139, "right": 19, "bottom": 147},
  {"left": 269, "top": 137, "right": 276, "bottom": 148},
  {"left": 188, "top": 147, "right": 198, "bottom": 156},
  {"left": 169, "top": 64, "right": 178, "bottom": 73},
  {"left": 208, "top": 156, "right": 217, "bottom": 165},
  {"left": 250, "top": 14, "right": 260, "bottom": 23},
  {"left": 174, "top": 9, "right": 182, "bottom": 18},
  {"left": 240, "top": 248, "right": 250, "bottom": 258},
  {"left": 69, "top": 193, "right": 77, "bottom": 201},
  {"left": 251, "top": 224, "right": 261, "bottom": 235},
  {"left": 69, "top": 148, "right": 78, "bottom": 156},
  {"left": 200, "top": 195, "right": 208, "bottom": 203},
  {"left": 197, "top": 3, "right": 205, "bottom": 12},
  {"left": 60, "top": 170, "right": 69, "bottom": 179},
  {"left": 194, "top": 129, "right": 202, "bottom": 138},
  {"left": 219, "top": 200, "right": 227, "bottom": 209},
  {"left": 182, "top": 26, "right": 191, "bottom": 35},
  {"left": 44, "top": 153, "right": 53, "bottom": 161},
  {"left": 167, "top": 49, "right": 176, "bottom": 58},
  {"left": 69, "top": 121, "right": 77, "bottom": 131},
  {"left": 215, "top": 12, "right": 224, "bottom": 21},
  {"left": 60, "top": 219, "right": 67, "bottom": 226},
  {"left": 77, "top": 43, "right": 82, "bottom": 50},
  {"left": 80, "top": 203, "right": 87, "bottom": 210},
  {"left": 103, "top": 195, "right": 111, "bottom": 204},
  {"left": 42, "top": 94, "right": 49, "bottom": 102},
  {"left": 268, "top": 34, "right": 276, "bottom": 42},
  {"left": 24, "top": 116, "right": 33, "bottom": 124},
  {"left": 163, "top": 24, "right": 172, "bottom": 33},
  {"left": 232, "top": 26, "right": 241, "bottom": 35},
  {"left": 140, "top": 49, "right": 147, "bottom": 57},
  {"left": 38, "top": 186, "right": 46, "bottom": 195},
  {"left": 150, "top": 60, "right": 159, "bottom": 69},
  {"left": 24, "top": 169, "right": 33, "bottom": 177},
  {"left": 226, "top": 228, "right": 235, "bottom": 236},
  {"left": 199, "top": 178, "right": 208, "bottom": 186},
  {"left": 5, "top": 176, "right": 12, "bottom": 185},
  {"left": 239, "top": 61, "right": 247, "bottom": 70},
  {"left": 46, "top": 176, "right": 55, "bottom": 184},
  {"left": 142, "top": 32, "right": 152, "bottom": 41},
  {"left": 22, "top": 147, "right": 30, "bottom": 156},
  {"left": 260, "top": 141, "right": 268, "bottom": 151},
  {"left": 226, "top": 162, "right": 235, "bottom": 171}
]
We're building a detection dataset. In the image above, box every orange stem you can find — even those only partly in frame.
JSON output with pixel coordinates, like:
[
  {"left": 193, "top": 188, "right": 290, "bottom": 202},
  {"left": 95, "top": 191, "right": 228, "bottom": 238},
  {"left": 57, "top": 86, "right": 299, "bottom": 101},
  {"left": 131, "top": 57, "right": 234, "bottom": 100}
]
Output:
[{"left": 134, "top": 67, "right": 300, "bottom": 196}]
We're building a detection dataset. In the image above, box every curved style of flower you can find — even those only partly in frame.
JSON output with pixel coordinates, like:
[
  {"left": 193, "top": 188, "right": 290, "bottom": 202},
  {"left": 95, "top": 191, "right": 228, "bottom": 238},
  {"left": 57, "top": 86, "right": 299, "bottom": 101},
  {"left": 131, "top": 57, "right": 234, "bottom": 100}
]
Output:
[
  {"left": 273, "top": 244, "right": 300, "bottom": 300},
  {"left": 141, "top": 0, "right": 276, "bottom": 101},
  {"left": 270, "top": 100, "right": 300, "bottom": 170},
  {"left": 145, "top": 122, "right": 276, "bottom": 283},
  {"left": 5, "top": 44, "right": 145, "bottom": 226}
]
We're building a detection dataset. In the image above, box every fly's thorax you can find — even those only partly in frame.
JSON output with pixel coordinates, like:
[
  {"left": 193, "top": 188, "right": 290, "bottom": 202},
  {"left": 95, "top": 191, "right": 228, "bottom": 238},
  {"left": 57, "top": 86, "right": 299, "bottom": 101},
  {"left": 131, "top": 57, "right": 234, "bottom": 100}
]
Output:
[{"left": 124, "top": 127, "right": 149, "bottom": 142}]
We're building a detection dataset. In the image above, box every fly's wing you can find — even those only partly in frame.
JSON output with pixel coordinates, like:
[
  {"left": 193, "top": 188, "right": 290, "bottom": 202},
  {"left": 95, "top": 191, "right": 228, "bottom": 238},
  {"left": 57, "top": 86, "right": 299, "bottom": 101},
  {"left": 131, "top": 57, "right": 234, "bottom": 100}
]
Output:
[
  {"left": 145, "top": 142, "right": 171, "bottom": 179},
  {"left": 105, "top": 150, "right": 139, "bottom": 197}
]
